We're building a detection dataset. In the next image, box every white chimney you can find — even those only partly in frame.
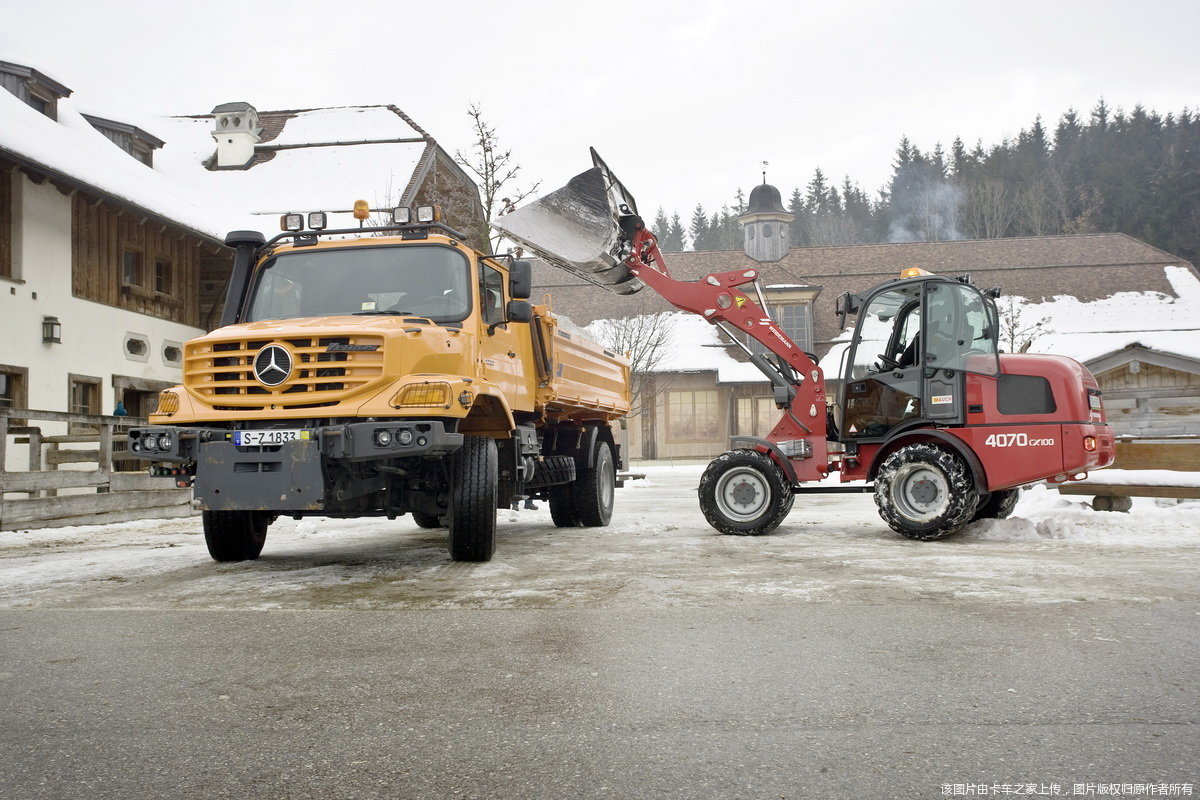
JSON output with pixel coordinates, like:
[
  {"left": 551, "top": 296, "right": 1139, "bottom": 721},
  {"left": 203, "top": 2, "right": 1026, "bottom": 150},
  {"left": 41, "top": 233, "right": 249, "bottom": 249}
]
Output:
[{"left": 210, "top": 102, "right": 262, "bottom": 168}]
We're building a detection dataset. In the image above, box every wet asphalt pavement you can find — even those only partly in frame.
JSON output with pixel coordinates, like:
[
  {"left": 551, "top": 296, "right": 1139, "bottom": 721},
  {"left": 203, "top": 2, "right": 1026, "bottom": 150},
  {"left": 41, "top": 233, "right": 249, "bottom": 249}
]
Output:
[{"left": 1, "top": 603, "right": 1196, "bottom": 799}]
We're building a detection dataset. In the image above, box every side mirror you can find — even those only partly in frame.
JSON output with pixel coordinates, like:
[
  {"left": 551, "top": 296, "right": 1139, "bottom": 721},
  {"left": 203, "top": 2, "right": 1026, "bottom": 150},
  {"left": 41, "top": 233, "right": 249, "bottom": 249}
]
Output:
[
  {"left": 507, "top": 300, "right": 533, "bottom": 323},
  {"left": 510, "top": 260, "right": 532, "bottom": 300}
]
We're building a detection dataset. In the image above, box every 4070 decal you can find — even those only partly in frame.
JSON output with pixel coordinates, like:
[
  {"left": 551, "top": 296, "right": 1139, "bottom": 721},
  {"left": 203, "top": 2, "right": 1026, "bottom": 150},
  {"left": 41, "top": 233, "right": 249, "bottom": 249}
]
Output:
[{"left": 984, "top": 433, "right": 1056, "bottom": 447}]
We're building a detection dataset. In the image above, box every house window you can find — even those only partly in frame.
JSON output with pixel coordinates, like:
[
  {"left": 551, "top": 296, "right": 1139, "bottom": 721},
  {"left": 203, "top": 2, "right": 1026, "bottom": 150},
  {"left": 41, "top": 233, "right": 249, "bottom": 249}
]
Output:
[
  {"left": 68, "top": 374, "right": 102, "bottom": 434},
  {"left": 0, "top": 366, "right": 27, "bottom": 410},
  {"left": 131, "top": 142, "right": 154, "bottom": 167},
  {"left": 747, "top": 300, "right": 814, "bottom": 356},
  {"left": 122, "top": 249, "right": 143, "bottom": 287},
  {"left": 736, "top": 396, "right": 777, "bottom": 437},
  {"left": 154, "top": 259, "right": 172, "bottom": 294},
  {"left": 667, "top": 390, "right": 719, "bottom": 441},
  {"left": 27, "top": 92, "right": 52, "bottom": 118}
]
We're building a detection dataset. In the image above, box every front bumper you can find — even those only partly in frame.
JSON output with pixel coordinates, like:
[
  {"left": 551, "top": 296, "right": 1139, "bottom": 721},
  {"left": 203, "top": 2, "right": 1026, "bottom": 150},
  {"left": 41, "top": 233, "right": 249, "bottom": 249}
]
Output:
[{"left": 128, "top": 421, "right": 463, "bottom": 512}]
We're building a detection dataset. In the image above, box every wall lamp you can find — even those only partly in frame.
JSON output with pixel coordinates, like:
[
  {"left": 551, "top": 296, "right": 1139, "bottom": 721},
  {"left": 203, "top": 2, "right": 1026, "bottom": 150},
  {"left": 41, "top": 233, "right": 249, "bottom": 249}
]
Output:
[{"left": 42, "top": 315, "right": 62, "bottom": 344}]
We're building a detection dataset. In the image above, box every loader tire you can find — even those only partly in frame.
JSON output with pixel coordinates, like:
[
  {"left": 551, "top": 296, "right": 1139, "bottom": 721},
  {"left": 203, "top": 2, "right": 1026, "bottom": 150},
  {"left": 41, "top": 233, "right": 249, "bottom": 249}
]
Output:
[
  {"left": 971, "top": 488, "right": 1021, "bottom": 522},
  {"left": 573, "top": 439, "right": 616, "bottom": 527},
  {"left": 875, "top": 443, "right": 978, "bottom": 540},
  {"left": 447, "top": 436, "right": 497, "bottom": 562},
  {"left": 698, "top": 449, "right": 794, "bottom": 536},
  {"left": 411, "top": 511, "right": 444, "bottom": 529},
  {"left": 202, "top": 510, "right": 270, "bottom": 562}
]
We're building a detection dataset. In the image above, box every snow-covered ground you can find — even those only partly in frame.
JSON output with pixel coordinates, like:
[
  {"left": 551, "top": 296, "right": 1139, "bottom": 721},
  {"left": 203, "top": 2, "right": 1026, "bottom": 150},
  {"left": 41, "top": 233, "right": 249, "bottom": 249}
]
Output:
[{"left": 2, "top": 463, "right": 1198, "bottom": 610}]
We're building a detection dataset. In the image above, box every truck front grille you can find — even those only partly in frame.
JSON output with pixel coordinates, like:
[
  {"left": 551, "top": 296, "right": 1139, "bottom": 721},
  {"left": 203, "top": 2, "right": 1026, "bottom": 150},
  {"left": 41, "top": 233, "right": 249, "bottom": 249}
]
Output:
[{"left": 186, "top": 336, "right": 385, "bottom": 408}]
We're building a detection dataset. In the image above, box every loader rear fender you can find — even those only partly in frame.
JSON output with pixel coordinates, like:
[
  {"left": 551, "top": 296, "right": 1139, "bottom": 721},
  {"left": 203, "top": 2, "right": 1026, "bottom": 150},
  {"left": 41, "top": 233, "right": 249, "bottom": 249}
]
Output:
[{"left": 867, "top": 428, "right": 988, "bottom": 494}]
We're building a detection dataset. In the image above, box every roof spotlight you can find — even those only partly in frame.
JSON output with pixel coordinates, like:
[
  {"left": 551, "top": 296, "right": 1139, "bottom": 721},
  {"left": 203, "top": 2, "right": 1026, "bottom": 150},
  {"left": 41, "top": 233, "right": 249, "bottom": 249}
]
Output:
[
  {"left": 392, "top": 207, "right": 412, "bottom": 225},
  {"left": 281, "top": 213, "right": 304, "bottom": 232},
  {"left": 307, "top": 212, "right": 327, "bottom": 230}
]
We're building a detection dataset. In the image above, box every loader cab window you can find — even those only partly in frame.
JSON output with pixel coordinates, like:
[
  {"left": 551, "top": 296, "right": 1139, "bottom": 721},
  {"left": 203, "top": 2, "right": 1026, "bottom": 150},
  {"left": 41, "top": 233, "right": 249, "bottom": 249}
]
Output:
[
  {"left": 838, "top": 278, "right": 1000, "bottom": 439},
  {"left": 245, "top": 245, "right": 471, "bottom": 323}
]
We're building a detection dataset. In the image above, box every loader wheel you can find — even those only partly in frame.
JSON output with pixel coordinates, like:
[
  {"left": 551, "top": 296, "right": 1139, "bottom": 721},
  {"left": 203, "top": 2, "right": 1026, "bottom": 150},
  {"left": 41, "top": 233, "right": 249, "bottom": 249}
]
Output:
[
  {"left": 548, "top": 484, "right": 580, "bottom": 527},
  {"left": 875, "top": 443, "right": 978, "bottom": 541},
  {"left": 573, "top": 439, "right": 616, "bottom": 527},
  {"left": 698, "top": 449, "right": 794, "bottom": 536},
  {"left": 411, "top": 511, "right": 444, "bottom": 529},
  {"left": 447, "top": 436, "right": 497, "bottom": 562},
  {"left": 202, "top": 510, "right": 270, "bottom": 562},
  {"left": 971, "top": 488, "right": 1021, "bottom": 522}
]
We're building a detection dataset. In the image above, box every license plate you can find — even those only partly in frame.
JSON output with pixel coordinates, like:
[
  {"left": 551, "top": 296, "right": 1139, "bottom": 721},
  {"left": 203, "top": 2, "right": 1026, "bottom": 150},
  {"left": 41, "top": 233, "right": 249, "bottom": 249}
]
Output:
[{"left": 233, "top": 429, "right": 311, "bottom": 446}]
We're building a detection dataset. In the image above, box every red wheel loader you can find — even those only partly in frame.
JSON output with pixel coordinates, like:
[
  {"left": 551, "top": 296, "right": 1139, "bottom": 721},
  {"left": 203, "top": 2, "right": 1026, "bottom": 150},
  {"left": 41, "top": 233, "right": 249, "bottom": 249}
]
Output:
[{"left": 493, "top": 150, "right": 1115, "bottom": 540}]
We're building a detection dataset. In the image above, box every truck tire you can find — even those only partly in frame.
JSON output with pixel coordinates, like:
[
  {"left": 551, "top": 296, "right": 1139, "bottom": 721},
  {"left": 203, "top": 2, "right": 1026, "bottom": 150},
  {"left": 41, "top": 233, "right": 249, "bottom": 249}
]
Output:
[
  {"left": 875, "top": 443, "right": 978, "bottom": 540},
  {"left": 548, "top": 485, "right": 580, "bottom": 527},
  {"left": 573, "top": 439, "right": 616, "bottom": 527},
  {"left": 411, "top": 511, "right": 444, "bottom": 529},
  {"left": 971, "top": 488, "right": 1021, "bottom": 521},
  {"left": 698, "top": 449, "right": 794, "bottom": 536},
  {"left": 447, "top": 435, "right": 497, "bottom": 562},
  {"left": 202, "top": 510, "right": 270, "bottom": 562}
]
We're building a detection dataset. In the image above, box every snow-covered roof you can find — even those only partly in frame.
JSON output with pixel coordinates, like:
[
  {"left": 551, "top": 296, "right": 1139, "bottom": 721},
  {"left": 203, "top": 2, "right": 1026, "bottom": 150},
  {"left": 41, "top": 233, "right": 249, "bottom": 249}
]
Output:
[
  {"left": 154, "top": 110, "right": 427, "bottom": 225},
  {"left": 585, "top": 312, "right": 767, "bottom": 384},
  {"left": 0, "top": 63, "right": 434, "bottom": 242}
]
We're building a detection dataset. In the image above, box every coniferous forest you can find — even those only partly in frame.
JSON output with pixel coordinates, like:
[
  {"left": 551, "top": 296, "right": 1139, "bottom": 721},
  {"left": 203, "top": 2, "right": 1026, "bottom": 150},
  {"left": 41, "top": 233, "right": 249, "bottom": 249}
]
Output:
[{"left": 662, "top": 101, "right": 1200, "bottom": 262}]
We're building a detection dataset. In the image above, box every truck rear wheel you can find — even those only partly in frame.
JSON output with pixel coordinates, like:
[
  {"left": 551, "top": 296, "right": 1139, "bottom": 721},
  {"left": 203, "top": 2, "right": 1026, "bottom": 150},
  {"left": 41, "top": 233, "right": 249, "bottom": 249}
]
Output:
[
  {"left": 971, "top": 488, "right": 1021, "bottom": 521},
  {"left": 447, "top": 435, "right": 497, "bottom": 562},
  {"left": 875, "top": 443, "right": 978, "bottom": 540},
  {"left": 698, "top": 449, "right": 794, "bottom": 536},
  {"left": 202, "top": 510, "right": 270, "bottom": 562},
  {"left": 573, "top": 439, "right": 616, "bottom": 527}
]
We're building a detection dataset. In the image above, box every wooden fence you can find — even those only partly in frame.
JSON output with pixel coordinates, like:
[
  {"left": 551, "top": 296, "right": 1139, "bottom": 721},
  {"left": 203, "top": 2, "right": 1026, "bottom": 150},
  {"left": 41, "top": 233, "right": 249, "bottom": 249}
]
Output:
[{"left": 0, "top": 408, "right": 194, "bottom": 531}]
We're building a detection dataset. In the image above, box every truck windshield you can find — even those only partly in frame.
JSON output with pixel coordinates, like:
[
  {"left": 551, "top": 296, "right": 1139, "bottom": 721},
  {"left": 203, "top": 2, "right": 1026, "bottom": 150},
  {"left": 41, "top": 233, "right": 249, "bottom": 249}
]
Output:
[{"left": 245, "top": 245, "right": 472, "bottom": 323}]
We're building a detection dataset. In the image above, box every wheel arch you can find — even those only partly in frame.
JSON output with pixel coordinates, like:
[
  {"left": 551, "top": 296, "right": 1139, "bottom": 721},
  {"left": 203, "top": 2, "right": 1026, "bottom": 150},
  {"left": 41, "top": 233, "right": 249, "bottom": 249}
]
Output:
[
  {"left": 459, "top": 391, "right": 515, "bottom": 438},
  {"left": 867, "top": 428, "right": 987, "bottom": 494}
]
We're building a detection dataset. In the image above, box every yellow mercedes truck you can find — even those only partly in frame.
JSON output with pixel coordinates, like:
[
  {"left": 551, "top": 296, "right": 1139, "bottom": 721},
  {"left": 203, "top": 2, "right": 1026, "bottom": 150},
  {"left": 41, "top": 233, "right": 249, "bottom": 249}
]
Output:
[{"left": 129, "top": 206, "right": 631, "bottom": 563}]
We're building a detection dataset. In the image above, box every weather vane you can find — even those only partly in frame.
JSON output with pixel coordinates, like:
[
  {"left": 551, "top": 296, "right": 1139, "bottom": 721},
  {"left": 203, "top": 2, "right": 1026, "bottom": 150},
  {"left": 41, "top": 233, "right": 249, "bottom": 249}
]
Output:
[{"left": 761, "top": 160, "right": 769, "bottom": 185}]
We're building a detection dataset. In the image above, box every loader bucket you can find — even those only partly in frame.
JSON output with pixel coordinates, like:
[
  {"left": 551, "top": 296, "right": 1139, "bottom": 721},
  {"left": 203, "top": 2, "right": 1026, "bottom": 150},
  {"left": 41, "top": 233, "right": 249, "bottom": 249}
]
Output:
[{"left": 491, "top": 149, "right": 645, "bottom": 295}]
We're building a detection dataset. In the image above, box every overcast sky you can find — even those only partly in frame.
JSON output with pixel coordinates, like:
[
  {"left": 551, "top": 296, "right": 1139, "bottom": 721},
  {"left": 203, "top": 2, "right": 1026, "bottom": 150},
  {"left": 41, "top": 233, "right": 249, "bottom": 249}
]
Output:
[{"left": 4, "top": 0, "right": 1198, "bottom": 220}]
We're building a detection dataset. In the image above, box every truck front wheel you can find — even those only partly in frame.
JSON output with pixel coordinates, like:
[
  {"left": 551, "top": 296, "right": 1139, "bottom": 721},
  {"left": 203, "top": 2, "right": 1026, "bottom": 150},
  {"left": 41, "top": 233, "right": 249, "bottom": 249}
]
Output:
[
  {"left": 875, "top": 443, "right": 978, "bottom": 540},
  {"left": 202, "top": 510, "right": 270, "bottom": 562},
  {"left": 698, "top": 449, "right": 794, "bottom": 536},
  {"left": 447, "top": 435, "right": 497, "bottom": 562}
]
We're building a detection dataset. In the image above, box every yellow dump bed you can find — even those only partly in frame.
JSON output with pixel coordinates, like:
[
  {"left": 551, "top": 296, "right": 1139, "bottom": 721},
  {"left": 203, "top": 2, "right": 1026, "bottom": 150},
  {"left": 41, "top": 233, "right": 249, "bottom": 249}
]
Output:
[{"left": 530, "top": 308, "right": 631, "bottom": 420}]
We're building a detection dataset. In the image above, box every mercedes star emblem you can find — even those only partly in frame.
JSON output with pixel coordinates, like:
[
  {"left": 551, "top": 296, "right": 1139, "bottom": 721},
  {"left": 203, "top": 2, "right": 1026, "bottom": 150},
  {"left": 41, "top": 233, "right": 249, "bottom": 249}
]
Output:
[{"left": 253, "top": 344, "right": 293, "bottom": 386}]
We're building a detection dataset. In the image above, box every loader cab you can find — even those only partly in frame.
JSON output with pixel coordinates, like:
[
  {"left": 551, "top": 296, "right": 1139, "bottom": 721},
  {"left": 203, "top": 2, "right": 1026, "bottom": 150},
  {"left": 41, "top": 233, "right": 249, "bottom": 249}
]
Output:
[{"left": 837, "top": 273, "right": 1000, "bottom": 441}]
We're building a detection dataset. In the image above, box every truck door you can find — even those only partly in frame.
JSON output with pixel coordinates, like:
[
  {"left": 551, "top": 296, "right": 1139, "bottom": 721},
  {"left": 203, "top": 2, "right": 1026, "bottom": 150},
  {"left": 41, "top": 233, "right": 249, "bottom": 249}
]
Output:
[
  {"left": 477, "top": 262, "right": 534, "bottom": 412},
  {"left": 920, "top": 281, "right": 1000, "bottom": 423}
]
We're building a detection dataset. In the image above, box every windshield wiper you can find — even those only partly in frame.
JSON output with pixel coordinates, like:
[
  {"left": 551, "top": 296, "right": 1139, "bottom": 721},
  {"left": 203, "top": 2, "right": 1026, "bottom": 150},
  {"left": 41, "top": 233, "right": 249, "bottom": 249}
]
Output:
[{"left": 352, "top": 309, "right": 408, "bottom": 316}]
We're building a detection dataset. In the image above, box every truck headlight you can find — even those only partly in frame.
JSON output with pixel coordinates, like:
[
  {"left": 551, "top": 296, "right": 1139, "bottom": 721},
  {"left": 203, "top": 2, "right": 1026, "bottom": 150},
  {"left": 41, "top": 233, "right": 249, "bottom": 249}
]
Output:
[
  {"left": 374, "top": 429, "right": 393, "bottom": 447},
  {"left": 143, "top": 434, "right": 160, "bottom": 451},
  {"left": 398, "top": 430, "right": 414, "bottom": 446},
  {"left": 158, "top": 432, "right": 174, "bottom": 451}
]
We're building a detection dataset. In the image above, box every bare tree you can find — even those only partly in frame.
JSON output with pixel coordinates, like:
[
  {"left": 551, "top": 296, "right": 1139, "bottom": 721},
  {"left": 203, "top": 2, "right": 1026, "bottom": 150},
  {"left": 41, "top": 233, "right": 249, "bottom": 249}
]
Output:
[
  {"left": 586, "top": 312, "right": 677, "bottom": 415},
  {"left": 454, "top": 103, "right": 540, "bottom": 250},
  {"left": 963, "top": 178, "right": 1016, "bottom": 239},
  {"left": 998, "top": 296, "right": 1052, "bottom": 353}
]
